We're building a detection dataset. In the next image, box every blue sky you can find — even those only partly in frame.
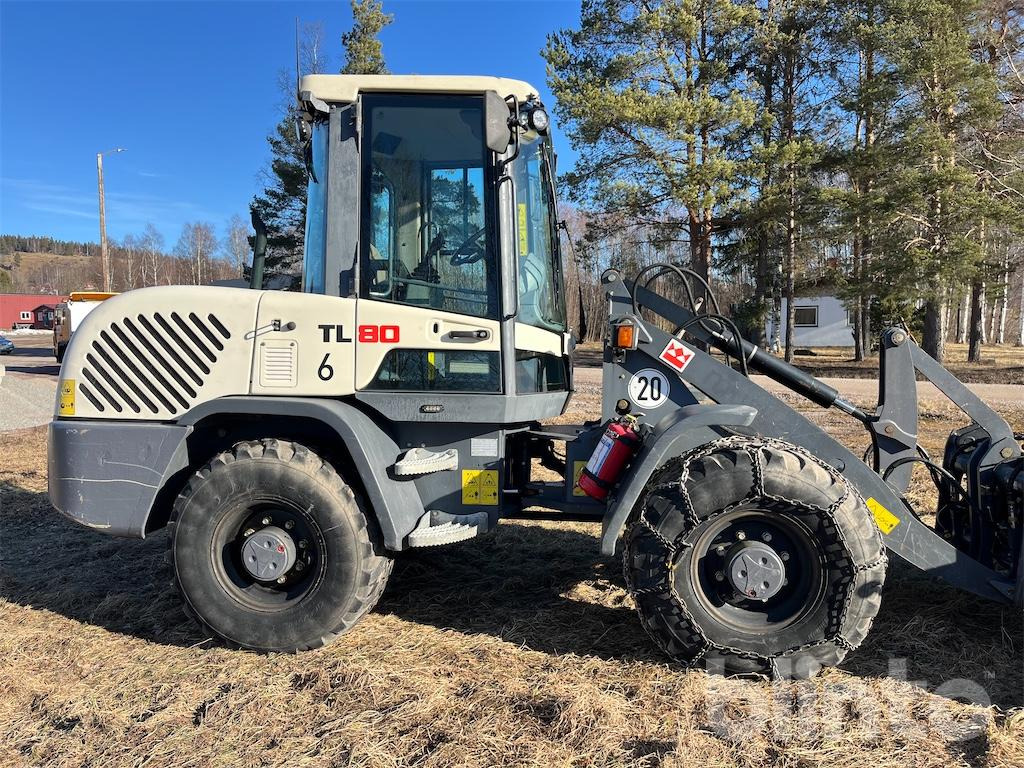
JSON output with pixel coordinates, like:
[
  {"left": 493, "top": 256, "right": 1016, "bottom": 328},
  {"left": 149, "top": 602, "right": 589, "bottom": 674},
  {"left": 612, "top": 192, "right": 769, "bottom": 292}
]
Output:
[{"left": 0, "top": 0, "right": 581, "bottom": 249}]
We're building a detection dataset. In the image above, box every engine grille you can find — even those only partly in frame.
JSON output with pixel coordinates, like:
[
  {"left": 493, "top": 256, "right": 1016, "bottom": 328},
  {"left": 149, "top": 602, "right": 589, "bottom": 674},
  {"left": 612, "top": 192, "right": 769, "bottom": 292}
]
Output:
[{"left": 79, "top": 311, "right": 232, "bottom": 415}]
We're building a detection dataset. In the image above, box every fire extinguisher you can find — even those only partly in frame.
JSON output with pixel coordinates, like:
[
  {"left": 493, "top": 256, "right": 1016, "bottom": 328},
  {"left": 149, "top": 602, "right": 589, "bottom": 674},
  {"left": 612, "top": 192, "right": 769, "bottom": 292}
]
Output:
[{"left": 578, "top": 415, "right": 643, "bottom": 501}]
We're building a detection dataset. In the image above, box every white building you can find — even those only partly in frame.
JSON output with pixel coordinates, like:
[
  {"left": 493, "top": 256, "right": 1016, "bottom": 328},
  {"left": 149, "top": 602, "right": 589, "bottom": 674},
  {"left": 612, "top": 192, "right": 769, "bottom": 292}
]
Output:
[{"left": 765, "top": 295, "right": 855, "bottom": 348}]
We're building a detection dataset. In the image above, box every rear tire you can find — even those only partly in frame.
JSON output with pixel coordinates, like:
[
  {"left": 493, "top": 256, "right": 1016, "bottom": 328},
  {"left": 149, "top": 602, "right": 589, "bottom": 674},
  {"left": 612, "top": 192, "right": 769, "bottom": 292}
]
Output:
[
  {"left": 623, "top": 436, "right": 886, "bottom": 679},
  {"left": 169, "top": 438, "right": 393, "bottom": 652}
]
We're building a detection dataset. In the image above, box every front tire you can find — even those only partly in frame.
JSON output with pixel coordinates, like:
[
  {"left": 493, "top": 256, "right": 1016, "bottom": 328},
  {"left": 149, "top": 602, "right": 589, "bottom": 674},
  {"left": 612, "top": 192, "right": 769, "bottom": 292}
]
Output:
[
  {"left": 169, "top": 439, "right": 393, "bottom": 652},
  {"left": 624, "top": 436, "right": 886, "bottom": 679}
]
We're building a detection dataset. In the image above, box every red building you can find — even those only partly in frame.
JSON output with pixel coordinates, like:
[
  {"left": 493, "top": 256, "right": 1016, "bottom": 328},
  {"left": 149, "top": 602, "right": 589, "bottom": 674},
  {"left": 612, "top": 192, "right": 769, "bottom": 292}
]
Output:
[{"left": 0, "top": 294, "right": 68, "bottom": 330}]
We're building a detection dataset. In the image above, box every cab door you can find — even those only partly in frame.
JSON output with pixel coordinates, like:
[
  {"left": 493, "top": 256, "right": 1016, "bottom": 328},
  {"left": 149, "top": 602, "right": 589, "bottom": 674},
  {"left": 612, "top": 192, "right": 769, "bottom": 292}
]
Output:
[{"left": 354, "top": 93, "right": 502, "bottom": 395}]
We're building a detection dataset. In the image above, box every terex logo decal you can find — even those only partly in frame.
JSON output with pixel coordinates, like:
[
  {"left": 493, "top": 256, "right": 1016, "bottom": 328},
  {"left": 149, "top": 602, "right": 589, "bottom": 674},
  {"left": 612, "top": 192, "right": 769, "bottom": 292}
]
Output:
[
  {"left": 659, "top": 338, "right": 696, "bottom": 373},
  {"left": 318, "top": 324, "right": 400, "bottom": 343}
]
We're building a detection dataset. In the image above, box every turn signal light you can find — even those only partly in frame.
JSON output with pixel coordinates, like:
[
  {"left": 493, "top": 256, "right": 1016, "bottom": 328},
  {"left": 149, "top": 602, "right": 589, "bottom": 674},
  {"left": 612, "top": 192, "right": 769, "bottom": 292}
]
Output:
[{"left": 614, "top": 323, "right": 637, "bottom": 350}]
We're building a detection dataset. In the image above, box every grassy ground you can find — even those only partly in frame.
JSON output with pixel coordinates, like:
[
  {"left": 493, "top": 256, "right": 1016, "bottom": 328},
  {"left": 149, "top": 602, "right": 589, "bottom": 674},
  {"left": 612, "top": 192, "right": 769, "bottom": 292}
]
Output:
[
  {"left": 573, "top": 342, "right": 1024, "bottom": 384},
  {"left": 1, "top": 390, "right": 1023, "bottom": 767}
]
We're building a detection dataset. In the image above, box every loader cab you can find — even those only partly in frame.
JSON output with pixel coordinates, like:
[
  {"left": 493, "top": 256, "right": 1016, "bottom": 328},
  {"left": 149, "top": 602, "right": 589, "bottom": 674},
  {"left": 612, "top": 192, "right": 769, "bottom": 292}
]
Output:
[{"left": 298, "top": 75, "right": 571, "bottom": 423}]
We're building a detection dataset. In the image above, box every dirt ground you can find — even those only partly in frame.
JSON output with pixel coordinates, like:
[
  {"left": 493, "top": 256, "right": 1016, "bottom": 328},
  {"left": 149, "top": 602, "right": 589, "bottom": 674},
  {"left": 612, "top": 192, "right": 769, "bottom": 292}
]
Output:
[{"left": 1, "top": 388, "right": 1023, "bottom": 767}]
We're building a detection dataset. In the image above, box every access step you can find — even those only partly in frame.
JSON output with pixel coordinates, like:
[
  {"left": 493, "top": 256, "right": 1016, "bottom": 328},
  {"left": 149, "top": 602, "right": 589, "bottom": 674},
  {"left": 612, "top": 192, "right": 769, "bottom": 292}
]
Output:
[{"left": 407, "top": 509, "right": 489, "bottom": 548}]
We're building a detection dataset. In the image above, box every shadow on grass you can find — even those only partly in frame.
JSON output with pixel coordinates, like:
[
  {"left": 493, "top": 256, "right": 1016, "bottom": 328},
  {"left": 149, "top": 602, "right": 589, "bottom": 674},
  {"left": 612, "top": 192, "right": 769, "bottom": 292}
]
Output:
[{"left": 1, "top": 482, "right": 1020, "bottom": 708}]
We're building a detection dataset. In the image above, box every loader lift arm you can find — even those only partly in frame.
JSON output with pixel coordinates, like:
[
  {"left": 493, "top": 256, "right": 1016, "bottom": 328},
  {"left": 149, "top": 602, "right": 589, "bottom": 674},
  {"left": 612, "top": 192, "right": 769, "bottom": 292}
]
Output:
[{"left": 599, "top": 268, "right": 1020, "bottom": 606}]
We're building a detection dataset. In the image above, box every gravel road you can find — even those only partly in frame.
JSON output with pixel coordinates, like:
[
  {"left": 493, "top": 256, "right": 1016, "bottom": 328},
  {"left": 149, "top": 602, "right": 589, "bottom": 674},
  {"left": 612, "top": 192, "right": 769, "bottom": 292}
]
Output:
[{"left": 0, "top": 333, "right": 58, "bottom": 430}]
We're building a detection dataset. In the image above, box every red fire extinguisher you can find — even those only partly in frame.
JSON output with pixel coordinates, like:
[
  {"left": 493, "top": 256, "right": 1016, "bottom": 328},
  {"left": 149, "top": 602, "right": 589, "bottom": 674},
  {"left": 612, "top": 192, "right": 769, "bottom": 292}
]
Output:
[{"left": 578, "top": 416, "right": 643, "bottom": 501}]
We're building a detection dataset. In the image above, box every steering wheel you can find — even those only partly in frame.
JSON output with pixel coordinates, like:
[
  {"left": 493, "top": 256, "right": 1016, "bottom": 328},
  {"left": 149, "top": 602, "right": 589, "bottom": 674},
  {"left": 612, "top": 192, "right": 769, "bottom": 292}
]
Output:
[{"left": 449, "top": 226, "right": 487, "bottom": 266}]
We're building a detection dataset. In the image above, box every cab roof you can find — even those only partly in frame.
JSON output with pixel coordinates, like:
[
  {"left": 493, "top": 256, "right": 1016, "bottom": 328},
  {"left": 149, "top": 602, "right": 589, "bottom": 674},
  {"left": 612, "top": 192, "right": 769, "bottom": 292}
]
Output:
[{"left": 298, "top": 74, "right": 539, "bottom": 104}]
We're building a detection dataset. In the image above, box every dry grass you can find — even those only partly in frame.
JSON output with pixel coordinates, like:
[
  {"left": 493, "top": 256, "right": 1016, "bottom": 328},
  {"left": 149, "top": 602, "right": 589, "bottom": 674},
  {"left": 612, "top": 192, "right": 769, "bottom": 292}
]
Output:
[{"left": 1, "top": 390, "right": 1023, "bottom": 767}]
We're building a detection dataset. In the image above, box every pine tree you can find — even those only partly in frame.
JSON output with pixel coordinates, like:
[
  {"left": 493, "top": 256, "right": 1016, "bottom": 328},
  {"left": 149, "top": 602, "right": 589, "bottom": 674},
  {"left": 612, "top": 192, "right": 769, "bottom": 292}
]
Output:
[
  {"left": 251, "top": 4, "right": 392, "bottom": 288},
  {"left": 341, "top": 0, "right": 392, "bottom": 74},
  {"left": 544, "top": 0, "right": 760, "bottom": 297}
]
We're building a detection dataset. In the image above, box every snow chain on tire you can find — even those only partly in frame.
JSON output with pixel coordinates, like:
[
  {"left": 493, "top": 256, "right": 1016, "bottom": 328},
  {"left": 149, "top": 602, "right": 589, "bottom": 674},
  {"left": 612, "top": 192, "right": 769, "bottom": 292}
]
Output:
[{"left": 623, "top": 435, "right": 887, "bottom": 679}]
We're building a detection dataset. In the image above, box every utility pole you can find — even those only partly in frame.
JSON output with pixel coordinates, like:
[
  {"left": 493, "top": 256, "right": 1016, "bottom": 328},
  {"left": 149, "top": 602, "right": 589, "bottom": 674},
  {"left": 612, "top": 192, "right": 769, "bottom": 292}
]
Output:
[{"left": 97, "top": 147, "right": 125, "bottom": 292}]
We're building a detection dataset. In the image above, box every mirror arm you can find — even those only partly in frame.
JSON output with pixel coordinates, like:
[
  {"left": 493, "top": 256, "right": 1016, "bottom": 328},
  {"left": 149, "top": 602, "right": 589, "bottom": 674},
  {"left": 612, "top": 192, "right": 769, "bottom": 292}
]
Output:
[{"left": 496, "top": 95, "right": 520, "bottom": 181}]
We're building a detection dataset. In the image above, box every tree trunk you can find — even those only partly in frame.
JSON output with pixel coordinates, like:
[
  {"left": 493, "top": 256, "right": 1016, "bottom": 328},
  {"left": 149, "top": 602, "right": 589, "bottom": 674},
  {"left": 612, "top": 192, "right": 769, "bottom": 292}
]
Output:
[
  {"left": 851, "top": 223, "right": 865, "bottom": 361},
  {"left": 956, "top": 290, "right": 968, "bottom": 343},
  {"left": 1017, "top": 270, "right": 1024, "bottom": 346},
  {"left": 968, "top": 278, "right": 984, "bottom": 362},
  {"left": 996, "top": 251, "right": 1009, "bottom": 344},
  {"left": 921, "top": 299, "right": 946, "bottom": 362},
  {"left": 979, "top": 283, "right": 988, "bottom": 344}
]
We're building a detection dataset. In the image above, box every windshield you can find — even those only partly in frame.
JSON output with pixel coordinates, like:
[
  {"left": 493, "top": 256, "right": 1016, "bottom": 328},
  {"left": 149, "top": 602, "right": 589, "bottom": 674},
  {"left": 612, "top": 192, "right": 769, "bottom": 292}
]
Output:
[{"left": 512, "top": 133, "right": 566, "bottom": 332}]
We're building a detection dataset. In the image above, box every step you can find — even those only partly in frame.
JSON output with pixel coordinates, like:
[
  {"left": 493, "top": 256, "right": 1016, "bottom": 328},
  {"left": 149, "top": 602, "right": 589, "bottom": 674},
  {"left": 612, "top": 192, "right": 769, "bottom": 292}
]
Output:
[
  {"left": 394, "top": 447, "right": 459, "bottom": 476},
  {"left": 407, "top": 510, "right": 489, "bottom": 548}
]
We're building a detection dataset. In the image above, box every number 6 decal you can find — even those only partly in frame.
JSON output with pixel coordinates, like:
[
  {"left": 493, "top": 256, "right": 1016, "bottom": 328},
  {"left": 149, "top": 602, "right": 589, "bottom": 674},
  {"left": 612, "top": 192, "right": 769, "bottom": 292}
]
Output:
[{"left": 318, "top": 353, "right": 334, "bottom": 381}]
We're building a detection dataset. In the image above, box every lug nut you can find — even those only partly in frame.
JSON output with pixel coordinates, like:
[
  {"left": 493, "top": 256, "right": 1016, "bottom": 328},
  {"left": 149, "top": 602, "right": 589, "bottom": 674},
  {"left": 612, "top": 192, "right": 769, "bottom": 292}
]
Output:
[
  {"left": 261, "top": 516, "right": 272, "bottom": 526},
  {"left": 780, "top": 551, "right": 790, "bottom": 561},
  {"left": 714, "top": 571, "right": 725, "bottom": 582},
  {"left": 276, "top": 576, "right": 287, "bottom": 584},
  {"left": 295, "top": 561, "right": 305, "bottom": 572},
  {"left": 715, "top": 545, "right": 727, "bottom": 556},
  {"left": 298, "top": 540, "right": 308, "bottom": 549},
  {"left": 243, "top": 528, "right": 255, "bottom": 537},
  {"left": 761, "top": 532, "right": 772, "bottom": 543},
  {"left": 735, "top": 530, "right": 746, "bottom": 541},
  {"left": 284, "top": 520, "right": 295, "bottom": 530}
]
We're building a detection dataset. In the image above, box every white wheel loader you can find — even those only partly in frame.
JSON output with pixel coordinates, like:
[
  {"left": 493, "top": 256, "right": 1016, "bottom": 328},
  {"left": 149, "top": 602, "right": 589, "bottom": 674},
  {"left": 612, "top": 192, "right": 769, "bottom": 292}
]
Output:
[{"left": 48, "top": 75, "right": 1022, "bottom": 678}]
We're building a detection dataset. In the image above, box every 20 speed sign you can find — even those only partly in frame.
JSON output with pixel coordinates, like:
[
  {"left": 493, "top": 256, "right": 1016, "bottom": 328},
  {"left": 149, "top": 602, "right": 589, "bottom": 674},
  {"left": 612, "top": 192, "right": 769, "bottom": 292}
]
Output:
[{"left": 627, "top": 368, "right": 671, "bottom": 409}]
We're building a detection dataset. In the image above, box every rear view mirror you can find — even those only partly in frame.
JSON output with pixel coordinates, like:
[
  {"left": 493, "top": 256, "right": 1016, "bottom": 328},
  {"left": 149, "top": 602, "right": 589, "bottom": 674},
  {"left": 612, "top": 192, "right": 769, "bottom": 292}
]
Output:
[{"left": 484, "top": 90, "right": 512, "bottom": 153}]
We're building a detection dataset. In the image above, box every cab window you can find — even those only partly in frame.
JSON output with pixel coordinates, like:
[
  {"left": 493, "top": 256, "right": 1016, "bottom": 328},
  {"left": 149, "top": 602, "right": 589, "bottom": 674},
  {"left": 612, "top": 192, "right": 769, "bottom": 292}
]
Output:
[
  {"left": 512, "top": 134, "right": 567, "bottom": 332},
  {"left": 361, "top": 94, "right": 498, "bottom": 319}
]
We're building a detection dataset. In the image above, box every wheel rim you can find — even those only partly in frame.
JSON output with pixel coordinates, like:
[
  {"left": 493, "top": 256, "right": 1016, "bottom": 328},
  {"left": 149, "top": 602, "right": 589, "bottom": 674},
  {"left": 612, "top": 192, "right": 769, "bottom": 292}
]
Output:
[
  {"left": 210, "top": 499, "right": 326, "bottom": 612},
  {"left": 683, "top": 506, "right": 825, "bottom": 633}
]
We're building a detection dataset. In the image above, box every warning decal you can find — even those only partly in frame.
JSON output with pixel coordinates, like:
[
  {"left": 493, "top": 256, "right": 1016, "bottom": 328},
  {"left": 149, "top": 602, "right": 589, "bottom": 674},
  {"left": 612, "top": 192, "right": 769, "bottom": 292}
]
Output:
[
  {"left": 59, "top": 379, "right": 75, "bottom": 417},
  {"left": 462, "top": 469, "right": 499, "bottom": 506},
  {"left": 572, "top": 460, "right": 587, "bottom": 497},
  {"left": 659, "top": 339, "right": 696, "bottom": 373},
  {"left": 866, "top": 497, "right": 901, "bottom": 534}
]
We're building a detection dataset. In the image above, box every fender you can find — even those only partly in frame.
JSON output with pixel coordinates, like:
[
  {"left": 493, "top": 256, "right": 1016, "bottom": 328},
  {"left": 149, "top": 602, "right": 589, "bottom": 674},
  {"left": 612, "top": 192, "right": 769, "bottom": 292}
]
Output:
[
  {"left": 600, "top": 404, "right": 757, "bottom": 556},
  {"left": 182, "top": 397, "right": 425, "bottom": 550}
]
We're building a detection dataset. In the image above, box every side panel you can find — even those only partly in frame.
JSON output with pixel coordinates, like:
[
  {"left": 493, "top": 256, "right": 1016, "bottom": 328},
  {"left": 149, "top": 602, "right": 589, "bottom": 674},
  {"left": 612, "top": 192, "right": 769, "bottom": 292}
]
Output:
[
  {"left": 56, "top": 286, "right": 260, "bottom": 421},
  {"left": 48, "top": 419, "right": 191, "bottom": 537},
  {"left": 250, "top": 292, "right": 357, "bottom": 396},
  {"left": 514, "top": 322, "right": 562, "bottom": 355},
  {"left": 354, "top": 301, "right": 500, "bottom": 389}
]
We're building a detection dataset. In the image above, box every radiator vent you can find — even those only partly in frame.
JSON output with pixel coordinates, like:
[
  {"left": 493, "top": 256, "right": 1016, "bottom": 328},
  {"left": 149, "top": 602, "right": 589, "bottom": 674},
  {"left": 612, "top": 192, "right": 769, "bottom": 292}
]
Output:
[
  {"left": 259, "top": 341, "right": 297, "bottom": 388},
  {"left": 79, "top": 311, "right": 232, "bottom": 415}
]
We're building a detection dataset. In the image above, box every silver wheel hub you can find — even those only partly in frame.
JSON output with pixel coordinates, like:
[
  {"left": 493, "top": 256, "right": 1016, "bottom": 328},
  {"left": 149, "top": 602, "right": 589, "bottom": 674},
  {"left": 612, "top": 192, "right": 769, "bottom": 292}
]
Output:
[
  {"left": 726, "top": 542, "right": 786, "bottom": 601},
  {"left": 241, "top": 526, "right": 297, "bottom": 581}
]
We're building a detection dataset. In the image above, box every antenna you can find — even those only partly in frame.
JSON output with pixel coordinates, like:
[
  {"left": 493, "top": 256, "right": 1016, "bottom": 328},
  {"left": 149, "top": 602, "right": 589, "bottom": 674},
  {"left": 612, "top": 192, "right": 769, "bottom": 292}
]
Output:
[{"left": 295, "top": 17, "right": 301, "bottom": 104}]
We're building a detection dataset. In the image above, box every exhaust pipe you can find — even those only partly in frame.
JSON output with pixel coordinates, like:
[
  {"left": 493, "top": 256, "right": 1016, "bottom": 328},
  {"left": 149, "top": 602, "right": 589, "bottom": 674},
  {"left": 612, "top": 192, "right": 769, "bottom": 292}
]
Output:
[{"left": 249, "top": 208, "right": 267, "bottom": 290}]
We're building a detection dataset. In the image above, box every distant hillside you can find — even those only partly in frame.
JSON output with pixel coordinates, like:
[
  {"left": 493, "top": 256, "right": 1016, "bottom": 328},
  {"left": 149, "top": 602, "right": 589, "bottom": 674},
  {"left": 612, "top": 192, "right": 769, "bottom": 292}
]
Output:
[{"left": 0, "top": 250, "right": 98, "bottom": 294}]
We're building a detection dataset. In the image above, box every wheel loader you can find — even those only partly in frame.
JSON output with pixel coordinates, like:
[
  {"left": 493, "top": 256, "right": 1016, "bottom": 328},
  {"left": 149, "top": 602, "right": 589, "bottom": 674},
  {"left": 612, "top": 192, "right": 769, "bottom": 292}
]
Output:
[{"left": 48, "top": 75, "right": 1023, "bottom": 678}]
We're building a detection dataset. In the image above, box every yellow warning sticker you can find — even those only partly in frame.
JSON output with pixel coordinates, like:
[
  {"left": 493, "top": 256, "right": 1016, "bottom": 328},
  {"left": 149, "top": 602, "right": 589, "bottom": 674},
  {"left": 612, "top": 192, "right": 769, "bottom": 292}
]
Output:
[
  {"left": 59, "top": 379, "right": 75, "bottom": 417},
  {"left": 866, "top": 497, "right": 901, "bottom": 534},
  {"left": 462, "top": 469, "right": 498, "bottom": 506},
  {"left": 572, "top": 460, "right": 587, "bottom": 497},
  {"left": 517, "top": 203, "right": 529, "bottom": 255}
]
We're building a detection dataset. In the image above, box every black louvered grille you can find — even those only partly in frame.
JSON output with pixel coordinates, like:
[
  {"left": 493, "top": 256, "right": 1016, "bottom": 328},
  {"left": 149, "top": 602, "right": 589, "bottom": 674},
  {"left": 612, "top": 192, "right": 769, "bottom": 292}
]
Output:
[{"left": 81, "top": 311, "right": 232, "bottom": 415}]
